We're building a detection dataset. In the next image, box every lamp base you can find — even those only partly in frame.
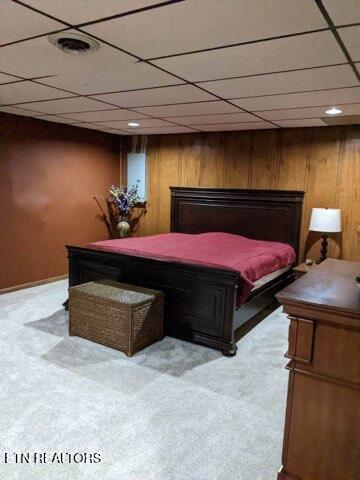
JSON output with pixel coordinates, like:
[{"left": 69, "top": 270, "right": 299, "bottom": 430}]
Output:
[{"left": 316, "top": 233, "right": 328, "bottom": 264}]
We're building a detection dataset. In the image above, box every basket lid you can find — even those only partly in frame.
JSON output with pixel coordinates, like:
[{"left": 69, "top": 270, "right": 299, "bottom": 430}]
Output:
[{"left": 70, "top": 280, "right": 162, "bottom": 305}]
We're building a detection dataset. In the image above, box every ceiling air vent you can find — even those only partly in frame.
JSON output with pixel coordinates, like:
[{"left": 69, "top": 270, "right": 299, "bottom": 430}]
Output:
[
  {"left": 48, "top": 32, "right": 100, "bottom": 55},
  {"left": 321, "top": 115, "right": 360, "bottom": 126}
]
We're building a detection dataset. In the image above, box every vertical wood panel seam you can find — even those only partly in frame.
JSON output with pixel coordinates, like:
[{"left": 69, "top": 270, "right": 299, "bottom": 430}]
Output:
[
  {"left": 275, "top": 129, "right": 283, "bottom": 189},
  {"left": 220, "top": 133, "right": 226, "bottom": 187},
  {"left": 248, "top": 131, "right": 254, "bottom": 188},
  {"left": 155, "top": 136, "right": 160, "bottom": 233},
  {"left": 335, "top": 126, "right": 346, "bottom": 207},
  {"left": 335, "top": 126, "right": 346, "bottom": 259},
  {"left": 223, "top": 133, "right": 228, "bottom": 187},
  {"left": 119, "top": 138, "right": 127, "bottom": 184},
  {"left": 304, "top": 128, "right": 312, "bottom": 193},
  {"left": 178, "top": 134, "right": 183, "bottom": 186},
  {"left": 200, "top": 132, "right": 205, "bottom": 187},
  {"left": 178, "top": 135, "right": 181, "bottom": 185},
  {"left": 300, "top": 127, "right": 313, "bottom": 261}
]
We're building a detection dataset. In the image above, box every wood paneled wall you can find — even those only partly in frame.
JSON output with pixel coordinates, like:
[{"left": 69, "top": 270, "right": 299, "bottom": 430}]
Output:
[{"left": 127, "top": 125, "right": 359, "bottom": 262}]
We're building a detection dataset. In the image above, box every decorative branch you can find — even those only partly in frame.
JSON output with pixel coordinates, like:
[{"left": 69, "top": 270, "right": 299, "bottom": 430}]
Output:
[
  {"left": 129, "top": 204, "right": 147, "bottom": 234},
  {"left": 94, "top": 189, "right": 147, "bottom": 239},
  {"left": 94, "top": 195, "right": 113, "bottom": 238},
  {"left": 106, "top": 198, "right": 118, "bottom": 238}
]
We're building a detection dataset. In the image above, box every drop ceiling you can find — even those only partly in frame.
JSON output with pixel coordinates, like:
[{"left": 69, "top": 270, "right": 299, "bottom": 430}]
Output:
[{"left": 0, "top": 0, "right": 359, "bottom": 135}]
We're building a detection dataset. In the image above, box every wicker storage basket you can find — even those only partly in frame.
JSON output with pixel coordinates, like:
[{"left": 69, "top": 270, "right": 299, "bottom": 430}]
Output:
[{"left": 69, "top": 280, "right": 164, "bottom": 357}]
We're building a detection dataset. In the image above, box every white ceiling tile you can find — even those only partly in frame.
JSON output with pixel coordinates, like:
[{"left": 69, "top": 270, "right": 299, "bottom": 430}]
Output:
[
  {"left": 323, "top": 0, "right": 360, "bottom": 26},
  {"left": 338, "top": 26, "right": 360, "bottom": 62},
  {"left": 73, "top": 122, "right": 109, "bottom": 130},
  {"left": 91, "top": 85, "right": 217, "bottom": 107},
  {"left": 122, "top": 126, "right": 196, "bottom": 135},
  {"left": 0, "top": 0, "right": 64, "bottom": 45},
  {"left": 41, "top": 61, "right": 182, "bottom": 95},
  {"left": 232, "top": 87, "right": 360, "bottom": 111},
  {"left": 74, "top": 123, "right": 125, "bottom": 134},
  {"left": 133, "top": 101, "right": 240, "bottom": 117},
  {"left": 0, "top": 105, "right": 43, "bottom": 116},
  {"left": 0, "top": 73, "right": 20, "bottom": 84},
  {"left": 95, "top": 118, "right": 174, "bottom": 129},
  {"left": 153, "top": 31, "right": 346, "bottom": 82},
  {"left": 17, "top": 97, "right": 112, "bottom": 114},
  {"left": 0, "top": 29, "right": 178, "bottom": 93},
  {"left": 2, "top": 2, "right": 356, "bottom": 130},
  {"left": 277, "top": 119, "right": 326, "bottom": 128},
  {"left": 61, "top": 109, "right": 148, "bottom": 122},
  {"left": 21, "top": 1, "right": 161, "bottom": 25},
  {"left": 106, "top": 130, "right": 127, "bottom": 135},
  {"left": 0, "top": 29, "right": 133, "bottom": 84},
  {"left": 196, "top": 122, "right": 274, "bottom": 132},
  {"left": 313, "top": 116, "right": 360, "bottom": 126},
  {"left": 258, "top": 103, "right": 360, "bottom": 120},
  {"left": 36, "top": 115, "right": 81, "bottom": 124},
  {"left": 165, "top": 112, "right": 259, "bottom": 126},
  {"left": 0, "top": 81, "right": 76, "bottom": 105},
  {"left": 101, "top": 127, "right": 125, "bottom": 133},
  {"left": 76, "top": 123, "right": 123, "bottom": 135},
  {"left": 199, "top": 65, "right": 358, "bottom": 99},
  {"left": 85, "top": 0, "right": 326, "bottom": 59}
]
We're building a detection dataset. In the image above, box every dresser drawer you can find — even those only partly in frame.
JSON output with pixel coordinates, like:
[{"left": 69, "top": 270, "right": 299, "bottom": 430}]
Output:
[{"left": 286, "top": 316, "right": 314, "bottom": 364}]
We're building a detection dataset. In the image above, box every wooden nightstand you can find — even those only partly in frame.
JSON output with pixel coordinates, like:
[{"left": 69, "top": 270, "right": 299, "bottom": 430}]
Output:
[{"left": 293, "top": 262, "right": 318, "bottom": 280}]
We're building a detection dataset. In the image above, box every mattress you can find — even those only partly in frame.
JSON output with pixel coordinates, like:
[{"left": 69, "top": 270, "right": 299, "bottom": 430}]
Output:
[
  {"left": 251, "top": 265, "right": 291, "bottom": 291},
  {"left": 88, "top": 232, "right": 296, "bottom": 305}
]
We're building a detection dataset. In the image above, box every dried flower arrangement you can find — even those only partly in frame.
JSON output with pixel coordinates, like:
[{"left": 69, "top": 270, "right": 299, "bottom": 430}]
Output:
[
  {"left": 94, "top": 185, "right": 146, "bottom": 239},
  {"left": 109, "top": 185, "right": 140, "bottom": 220}
]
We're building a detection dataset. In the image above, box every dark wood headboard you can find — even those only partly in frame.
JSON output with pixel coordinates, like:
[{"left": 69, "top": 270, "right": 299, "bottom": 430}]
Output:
[{"left": 170, "top": 187, "right": 305, "bottom": 260}]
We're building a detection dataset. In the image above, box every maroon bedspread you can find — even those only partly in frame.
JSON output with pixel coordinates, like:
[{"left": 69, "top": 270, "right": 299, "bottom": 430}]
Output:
[{"left": 88, "top": 232, "right": 295, "bottom": 305}]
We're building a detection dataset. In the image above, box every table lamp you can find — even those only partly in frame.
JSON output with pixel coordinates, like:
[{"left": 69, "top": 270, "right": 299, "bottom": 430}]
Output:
[{"left": 309, "top": 208, "right": 341, "bottom": 264}]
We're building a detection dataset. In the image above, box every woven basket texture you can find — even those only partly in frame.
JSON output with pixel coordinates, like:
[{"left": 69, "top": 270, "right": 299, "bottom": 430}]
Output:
[{"left": 69, "top": 281, "right": 164, "bottom": 356}]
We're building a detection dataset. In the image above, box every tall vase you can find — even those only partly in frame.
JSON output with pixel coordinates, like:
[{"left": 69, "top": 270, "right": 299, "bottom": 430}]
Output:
[{"left": 117, "top": 217, "right": 130, "bottom": 238}]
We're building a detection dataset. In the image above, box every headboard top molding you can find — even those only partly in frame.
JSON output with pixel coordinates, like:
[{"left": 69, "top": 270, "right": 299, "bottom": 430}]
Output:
[
  {"left": 170, "top": 187, "right": 305, "bottom": 261},
  {"left": 170, "top": 186, "right": 305, "bottom": 203}
]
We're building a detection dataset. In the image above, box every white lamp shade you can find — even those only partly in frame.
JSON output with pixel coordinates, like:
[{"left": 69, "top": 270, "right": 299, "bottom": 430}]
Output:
[{"left": 309, "top": 208, "right": 341, "bottom": 233}]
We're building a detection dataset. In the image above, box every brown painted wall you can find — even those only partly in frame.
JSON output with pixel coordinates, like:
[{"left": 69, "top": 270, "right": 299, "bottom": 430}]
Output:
[
  {"left": 131, "top": 125, "right": 359, "bottom": 262},
  {"left": 0, "top": 113, "right": 120, "bottom": 290}
]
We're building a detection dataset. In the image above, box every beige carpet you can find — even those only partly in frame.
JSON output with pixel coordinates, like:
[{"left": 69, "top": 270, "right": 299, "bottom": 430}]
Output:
[{"left": 0, "top": 280, "right": 289, "bottom": 480}]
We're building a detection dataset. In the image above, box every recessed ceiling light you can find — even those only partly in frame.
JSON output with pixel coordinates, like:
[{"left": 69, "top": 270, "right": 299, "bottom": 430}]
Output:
[
  {"left": 48, "top": 32, "right": 100, "bottom": 55},
  {"left": 127, "top": 122, "right": 140, "bottom": 127},
  {"left": 325, "top": 107, "right": 342, "bottom": 115}
]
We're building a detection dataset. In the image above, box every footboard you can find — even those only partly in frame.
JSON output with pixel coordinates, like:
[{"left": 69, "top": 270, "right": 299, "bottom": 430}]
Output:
[{"left": 66, "top": 246, "right": 239, "bottom": 355}]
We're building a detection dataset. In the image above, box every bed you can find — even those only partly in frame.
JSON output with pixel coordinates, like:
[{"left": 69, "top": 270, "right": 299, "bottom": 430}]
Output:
[{"left": 66, "top": 187, "right": 304, "bottom": 356}]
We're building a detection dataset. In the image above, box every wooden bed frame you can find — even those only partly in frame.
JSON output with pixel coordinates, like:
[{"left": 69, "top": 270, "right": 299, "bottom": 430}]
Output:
[{"left": 66, "top": 187, "right": 304, "bottom": 356}]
